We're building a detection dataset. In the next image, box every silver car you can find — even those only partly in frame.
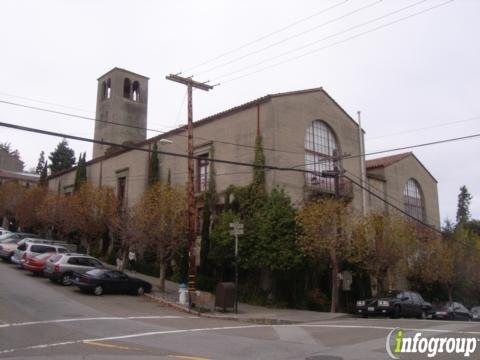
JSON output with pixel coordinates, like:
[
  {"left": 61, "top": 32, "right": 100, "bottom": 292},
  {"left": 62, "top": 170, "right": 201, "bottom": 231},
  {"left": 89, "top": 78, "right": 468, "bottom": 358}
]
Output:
[
  {"left": 11, "top": 240, "right": 67, "bottom": 267},
  {"left": 44, "top": 253, "right": 104, "bottom": 286}
]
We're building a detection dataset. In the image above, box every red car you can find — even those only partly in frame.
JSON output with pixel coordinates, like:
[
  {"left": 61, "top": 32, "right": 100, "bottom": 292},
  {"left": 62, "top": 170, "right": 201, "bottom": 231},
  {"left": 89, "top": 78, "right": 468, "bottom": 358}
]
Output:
[{"left": 23, "top": 252, "right": 56, "bottom": 275}]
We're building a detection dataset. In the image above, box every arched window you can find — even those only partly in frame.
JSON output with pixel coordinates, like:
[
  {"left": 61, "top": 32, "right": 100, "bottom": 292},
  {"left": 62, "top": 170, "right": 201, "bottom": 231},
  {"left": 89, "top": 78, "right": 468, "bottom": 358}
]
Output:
[
  {"left": 304, "top": 120, "right": 339, "bottom": 191},
  {"left": 106, "top": 78, "right": 111, "bottom": 99},
  {"left": 123, "top": 78, "right": 131, "bottom": 99},
  {"left": 404, "top": 178, "right": 425, "bottom": 221},
  {"left": 132, "top": 81, "right": 140, "bottom": 102},
  {"left": 101, "top": 78, "right": 111, "bottom": 100}
]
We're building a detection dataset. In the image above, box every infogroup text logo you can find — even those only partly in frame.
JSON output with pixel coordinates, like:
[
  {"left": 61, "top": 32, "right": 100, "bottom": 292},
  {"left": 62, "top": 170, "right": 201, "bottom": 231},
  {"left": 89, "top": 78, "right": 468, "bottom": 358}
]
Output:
[{"left": 386, "top": 328, "right": 479, "bottom": 358}]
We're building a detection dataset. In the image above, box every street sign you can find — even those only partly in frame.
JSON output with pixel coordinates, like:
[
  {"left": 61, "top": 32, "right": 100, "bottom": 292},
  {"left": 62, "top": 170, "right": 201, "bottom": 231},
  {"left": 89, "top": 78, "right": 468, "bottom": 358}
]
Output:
[
  {"left": 229, "top": 229, "right": 243, "bottom": 236},
  {"left": 342, "top": 270, "right": 353, "bottom": 291},
  {"left": 229, "top": 222, "right": 244, "bottom": 230}
]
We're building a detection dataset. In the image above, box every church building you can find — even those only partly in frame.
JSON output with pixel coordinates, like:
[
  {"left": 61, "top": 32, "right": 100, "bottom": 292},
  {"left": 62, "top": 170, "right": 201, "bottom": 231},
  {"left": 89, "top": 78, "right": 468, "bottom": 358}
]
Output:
[{"left": 47, "top": 68, "right": 440, "bottom": 229}]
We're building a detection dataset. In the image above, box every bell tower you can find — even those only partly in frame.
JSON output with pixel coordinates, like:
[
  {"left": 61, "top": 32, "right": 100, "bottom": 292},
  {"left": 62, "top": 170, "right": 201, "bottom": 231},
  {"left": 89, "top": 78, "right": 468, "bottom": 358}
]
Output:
[{"left": 93, "top": 68, "right": 149, "bottom": 159}]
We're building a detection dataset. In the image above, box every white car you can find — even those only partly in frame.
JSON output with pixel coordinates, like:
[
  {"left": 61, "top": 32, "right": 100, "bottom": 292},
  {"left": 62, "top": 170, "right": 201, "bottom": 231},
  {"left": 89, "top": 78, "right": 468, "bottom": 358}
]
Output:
[{"left": 11, "top": 239, "right": 68, "bottom": 267}]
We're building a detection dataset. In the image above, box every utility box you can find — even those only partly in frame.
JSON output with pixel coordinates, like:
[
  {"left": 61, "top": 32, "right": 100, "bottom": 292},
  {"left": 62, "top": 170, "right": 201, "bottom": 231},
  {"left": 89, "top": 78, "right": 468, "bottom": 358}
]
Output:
[{"left": 215, "top": 282, "right": 235, "bottom": 312}]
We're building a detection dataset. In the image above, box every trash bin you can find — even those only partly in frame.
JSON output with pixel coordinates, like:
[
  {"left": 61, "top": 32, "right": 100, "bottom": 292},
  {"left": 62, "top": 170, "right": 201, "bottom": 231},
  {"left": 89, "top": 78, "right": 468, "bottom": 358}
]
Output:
[
  {"left": 215, "top": 282, "right": 235, "bottom": 312},
  {"left": 178, "top": 283, "right": 188, "bottom": 305}
]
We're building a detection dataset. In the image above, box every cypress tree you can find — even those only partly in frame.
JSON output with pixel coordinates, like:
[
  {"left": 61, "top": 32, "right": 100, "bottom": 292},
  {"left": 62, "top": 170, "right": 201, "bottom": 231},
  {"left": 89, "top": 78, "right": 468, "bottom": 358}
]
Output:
[{"left": 148, "top": 143, "right": 159, "bottom": 186}]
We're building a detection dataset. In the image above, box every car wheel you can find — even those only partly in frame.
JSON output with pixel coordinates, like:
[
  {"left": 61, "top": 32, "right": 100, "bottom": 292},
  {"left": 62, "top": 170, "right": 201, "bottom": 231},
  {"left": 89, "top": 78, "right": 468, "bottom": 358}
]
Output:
[
  {"left": 136, "top": 286, "right": 145, "bottom": 296},
  {"left": 61, "top": 273, "right": 73, "bottom": 286},
  {"left": 392, "top": 305, "right": 401, "bottom": 319},
  {"left": 420, "top": 310, "right": 427, "bottom": 319},
  {"left": 93, "top": 285, "right": 104, "bottom": 296}
]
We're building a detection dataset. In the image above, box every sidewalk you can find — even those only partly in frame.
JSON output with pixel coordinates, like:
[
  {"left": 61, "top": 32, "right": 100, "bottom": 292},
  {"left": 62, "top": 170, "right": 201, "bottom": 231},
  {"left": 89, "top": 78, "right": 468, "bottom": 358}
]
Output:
[{"left": 123, "top": 268, "right": 350, "bottom": 324}]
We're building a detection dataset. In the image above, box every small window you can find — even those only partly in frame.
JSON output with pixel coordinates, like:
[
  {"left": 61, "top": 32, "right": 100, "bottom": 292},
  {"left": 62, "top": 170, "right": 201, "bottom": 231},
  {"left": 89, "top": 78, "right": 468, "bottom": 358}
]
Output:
[
  {"left": 123, "top": 78, "right": 131, "bottom": 99},
  {"left": 197, "top": 153, "right": 209, "bottom": 192},
  {"left": 132, "top": 81, "right": 140, "bottom": 102},
  {"left": 117, "top": 176, "right": 127, "bottom": 208},
  {"left": 58, "top": 247, "right": 67, "bottom": 253}
]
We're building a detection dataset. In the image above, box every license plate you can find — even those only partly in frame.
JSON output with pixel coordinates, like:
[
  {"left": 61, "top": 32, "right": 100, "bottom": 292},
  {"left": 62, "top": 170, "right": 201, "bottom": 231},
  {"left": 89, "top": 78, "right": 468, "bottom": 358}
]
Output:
[{"left": 368, "top": 307, "right": 375, "bottom": 312}]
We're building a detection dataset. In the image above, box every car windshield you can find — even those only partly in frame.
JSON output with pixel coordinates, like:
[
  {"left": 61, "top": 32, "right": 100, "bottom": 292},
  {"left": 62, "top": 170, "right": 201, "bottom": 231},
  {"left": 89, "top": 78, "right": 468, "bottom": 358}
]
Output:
[
  {"left": 378, "top": 290, "right": 401, "bottom": 298},
  {"left": 0, "top": 234, "right": 15, "bottom": 242},
  {"left": 471, "top": 307, "right": 480, "bottom": 314}
]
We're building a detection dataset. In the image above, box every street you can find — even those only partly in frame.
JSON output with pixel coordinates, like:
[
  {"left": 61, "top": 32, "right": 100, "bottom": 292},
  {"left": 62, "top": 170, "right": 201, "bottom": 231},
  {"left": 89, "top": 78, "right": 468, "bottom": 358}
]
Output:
[{"left": 1, "top": 263, "right": 480, "bottom": 360}]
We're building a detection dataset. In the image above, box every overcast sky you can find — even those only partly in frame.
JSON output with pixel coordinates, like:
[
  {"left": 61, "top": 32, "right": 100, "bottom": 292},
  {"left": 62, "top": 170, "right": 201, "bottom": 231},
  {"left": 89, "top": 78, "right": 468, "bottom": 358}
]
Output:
[{"left": 1, "top": 0, "right": 479, "bottom": 222}]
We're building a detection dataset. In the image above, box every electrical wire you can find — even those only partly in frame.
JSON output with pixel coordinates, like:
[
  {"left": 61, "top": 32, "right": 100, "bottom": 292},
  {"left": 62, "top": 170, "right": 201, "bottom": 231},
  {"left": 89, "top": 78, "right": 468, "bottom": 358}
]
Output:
[
  {"left": 194, "top": 0, "right": 383, "bottom": 77},
  {"left": 216, "top": 0, "right": 454, "bottom": 85},
  {"left": 0, "top": 92, "right": 93, "bottom": 114},
  {"left": 180, "top": 0, "right": 350, "bottom": 74}
]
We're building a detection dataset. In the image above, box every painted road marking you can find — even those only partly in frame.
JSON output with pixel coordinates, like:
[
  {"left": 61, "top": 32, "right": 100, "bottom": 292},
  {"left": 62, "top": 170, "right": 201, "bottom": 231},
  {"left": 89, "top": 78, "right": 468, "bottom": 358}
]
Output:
[
  {"left": 168, "top": 356, "right": 211, "bottom": 360},
  {"left": 0, "top": 315, "right": 197, "bottom": 329},
  {"left": 84, "top": 340, "right": 143, "bottom": 351},
  {"left": 0, "top": 324, "right": 269, "bottom": 355},
  {"left": 1, "top": 323, "right": 480, "bottom": 356}
]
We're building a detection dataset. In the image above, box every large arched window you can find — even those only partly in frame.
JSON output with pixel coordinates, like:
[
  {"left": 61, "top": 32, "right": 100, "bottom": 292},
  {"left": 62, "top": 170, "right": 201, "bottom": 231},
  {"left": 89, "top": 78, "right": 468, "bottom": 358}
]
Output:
[
  {"left": 304, "top": 120, "right": 339, "bottom": 191},
  {"left": 123, "top": 78, "right": 131, "bottom": 99},
  {"left": 404, "top": 178, "right": 425, "bottom": 221}
]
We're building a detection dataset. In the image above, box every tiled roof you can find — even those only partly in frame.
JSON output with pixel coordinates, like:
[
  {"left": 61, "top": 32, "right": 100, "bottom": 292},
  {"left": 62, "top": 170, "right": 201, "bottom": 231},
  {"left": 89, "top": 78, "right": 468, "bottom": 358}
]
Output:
[{"left": 366, "top": 152, "right": 413, "bottom": 169}]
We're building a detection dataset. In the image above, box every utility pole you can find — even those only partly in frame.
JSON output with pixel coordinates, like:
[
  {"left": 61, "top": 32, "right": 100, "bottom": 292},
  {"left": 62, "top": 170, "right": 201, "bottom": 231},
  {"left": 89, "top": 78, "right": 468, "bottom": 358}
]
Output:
[
  {"left": 166, "top": 74, "right": 213, "bottom": 307},
  {"left": 357, "top": 111, "right": 367, "bottom": 217}
]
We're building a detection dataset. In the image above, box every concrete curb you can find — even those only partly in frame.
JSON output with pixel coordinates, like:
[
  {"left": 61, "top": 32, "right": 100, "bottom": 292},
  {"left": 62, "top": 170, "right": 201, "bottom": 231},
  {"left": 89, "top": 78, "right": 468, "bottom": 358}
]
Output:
[{"left": 143, "top": 293, "right": 350, "bottom": 325}]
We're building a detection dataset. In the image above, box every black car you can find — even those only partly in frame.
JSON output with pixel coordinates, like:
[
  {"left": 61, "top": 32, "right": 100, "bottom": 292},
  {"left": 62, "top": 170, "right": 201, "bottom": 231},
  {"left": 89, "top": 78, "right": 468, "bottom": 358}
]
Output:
[
  {"left": 72, "top": 268, "right": 152, "bottom": 296},
  {"left": 356, "top": 290, "right": 431, "bottom": 319},
  {"left": 431, "top": 302, "right": 472, "bottom": 321}
]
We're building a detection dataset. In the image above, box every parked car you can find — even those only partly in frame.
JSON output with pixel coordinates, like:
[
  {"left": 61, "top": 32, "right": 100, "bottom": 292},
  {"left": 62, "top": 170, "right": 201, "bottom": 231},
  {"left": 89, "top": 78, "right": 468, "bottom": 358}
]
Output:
[
  {"left": 0, "top": 233, "right": 40, "bottom": 262},
  {"left": 11, "top": 239, "right": 67, "bottom": 267},
  {"left": 431, "top": 302, "right": 472, "bottom": 321},
  {"left": 356, "top": 290, "right": 431, "bottom": 319},
  {"left": 471, "top": 306, "right": 480, "bottom": 321},
  {"left": 23, "top": 252, "right": 57, "bottom": 275},
  {"left": 0, "top": 227, "right": 11, "bottom": 236},
  {"left": 44, "top": 253, "right": 104, "bottom": 286},
  {"left": 72, "top": 268, "right": 152, "bottom": 296}
]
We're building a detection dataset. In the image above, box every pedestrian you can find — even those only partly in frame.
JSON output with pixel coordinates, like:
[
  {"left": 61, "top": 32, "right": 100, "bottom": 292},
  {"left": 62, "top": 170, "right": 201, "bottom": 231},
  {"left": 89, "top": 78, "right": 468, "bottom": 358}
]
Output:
[
  {"left": 115, "top": 249, "right": 123, "bottom": 271},
  {"left": 128, "top": 248, "right": 137, "bottom": 272}
]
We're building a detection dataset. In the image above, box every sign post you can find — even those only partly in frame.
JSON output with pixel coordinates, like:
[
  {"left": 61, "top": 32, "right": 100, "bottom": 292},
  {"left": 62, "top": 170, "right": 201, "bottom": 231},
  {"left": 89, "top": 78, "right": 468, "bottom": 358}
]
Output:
[{"left": 229, "top": 222, "right": 244, "bottom": 314}]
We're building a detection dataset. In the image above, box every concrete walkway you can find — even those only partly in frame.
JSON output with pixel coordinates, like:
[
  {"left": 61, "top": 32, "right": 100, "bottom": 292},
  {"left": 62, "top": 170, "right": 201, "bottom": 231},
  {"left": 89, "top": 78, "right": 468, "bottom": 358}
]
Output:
[{"left": 123, "top": 268, "right": 349, "bottom": 324}]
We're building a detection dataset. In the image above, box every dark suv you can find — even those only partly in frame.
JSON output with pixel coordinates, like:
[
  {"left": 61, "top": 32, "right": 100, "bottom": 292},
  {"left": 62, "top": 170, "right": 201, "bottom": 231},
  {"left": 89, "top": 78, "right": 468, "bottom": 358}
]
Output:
[
  {"left": 44, "top": 253, "right": 104, "bottom": 286},
  {"left": 356, "top": 290, "right": 432, "bottom": 319}
]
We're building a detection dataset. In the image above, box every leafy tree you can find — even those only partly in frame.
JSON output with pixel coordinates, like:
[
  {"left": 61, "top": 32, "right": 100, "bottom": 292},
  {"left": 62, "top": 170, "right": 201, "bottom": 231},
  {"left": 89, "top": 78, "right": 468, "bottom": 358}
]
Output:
[
  {"left": 74, "top": 153, "right": 87, "bottom": 191},
  {"left": 38, "top": 161, "right": 49, "bottom": 187},
  {"left": 456, "top": 185, "right": 472, "bottom": 225},
  {"left": 0, "top": 142, "right": 20, "bottom": 159},
  {"left": 148, "top": 143, "right": 159, "bottom": 186},
  {"left": 69, "top": 182, "right": 118, "bottom": 254},
  {"left": 15, "top": 186, "right": 47, "bottom": 233},
  {"left": 35, "top": 151, "right": 46, "bottom": 175},
  {"left": 36, "top": 191, "right": 75, "bottom": 241},
  {"left": 209, "top": 211, "right": 238, "bottom": 277},
  {"left": 0, "top": 182, "right": 25, "bottom": 230},
  {"left": 131, "top": 183, "right": 187, "bottom": 291},
  {"left": 297, "top": 198, "right": 355, "bottom": 312},
  {"left": 354, "top": 213, "right": 413, "bottom": 295},
  {"left": 252, "top": 134, "right": 266, "bottom": 193},
  {"left": 48, "top": 139, "right": 75, "bottom": 174}
]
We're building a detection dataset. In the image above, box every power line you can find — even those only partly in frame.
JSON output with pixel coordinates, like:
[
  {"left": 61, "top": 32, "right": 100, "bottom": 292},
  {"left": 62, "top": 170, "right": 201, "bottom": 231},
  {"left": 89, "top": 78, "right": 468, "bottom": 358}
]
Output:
[
  {"left": 0, "top": 121, "right": 310, "bottom": 175},
  {"left": 0, "top": 98, "right": 305, "bottom": 156},
  {"left": 367, "top": 115, "right": 480, "bottom": 141},
  {"left": 294, "top": 129, "right": 480, "bottom": 169},
  {"left": 180, "top": 0, "right": 349, "bottom": 74},
  {"left": 194, "top": 0, "right": 383, "bottom": 77},
  {"left": 0, "top": 92, "right": 93, "bottom": 114},
  {"left": 344, "top": 174, "right": 442, "bottom": 235},
  {"left": 0, "top": 120, "right": 457, "bottom": 237},
  {"left": 216, "top": 0, "right": 454, "bottom": 85}
]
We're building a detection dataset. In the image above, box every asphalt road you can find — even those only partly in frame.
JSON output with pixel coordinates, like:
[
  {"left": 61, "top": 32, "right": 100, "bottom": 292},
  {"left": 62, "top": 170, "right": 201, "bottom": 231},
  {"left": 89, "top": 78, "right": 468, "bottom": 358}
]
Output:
[{"left": 1, "top": 261, "right": 480, "bottom": 360}]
